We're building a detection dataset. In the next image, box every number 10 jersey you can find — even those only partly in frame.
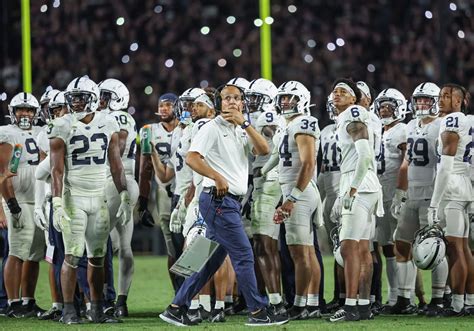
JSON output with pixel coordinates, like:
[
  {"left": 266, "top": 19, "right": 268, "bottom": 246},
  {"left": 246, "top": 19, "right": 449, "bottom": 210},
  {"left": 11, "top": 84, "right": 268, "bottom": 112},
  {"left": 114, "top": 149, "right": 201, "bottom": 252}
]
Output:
[{"left": 48, "top": 112, "right": 120, "bottom": 197}]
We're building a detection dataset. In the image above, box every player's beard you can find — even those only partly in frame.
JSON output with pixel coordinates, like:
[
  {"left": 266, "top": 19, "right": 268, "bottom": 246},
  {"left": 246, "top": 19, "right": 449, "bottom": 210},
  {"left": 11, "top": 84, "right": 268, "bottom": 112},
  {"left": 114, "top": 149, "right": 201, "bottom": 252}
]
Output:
[{"left": 158, "top": 114, "right": 175, "bottom": 123}]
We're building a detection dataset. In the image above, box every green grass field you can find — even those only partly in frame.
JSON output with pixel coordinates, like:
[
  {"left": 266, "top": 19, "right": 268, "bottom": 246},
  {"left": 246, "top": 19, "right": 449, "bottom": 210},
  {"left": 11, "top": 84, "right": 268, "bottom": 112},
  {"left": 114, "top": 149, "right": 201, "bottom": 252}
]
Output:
[{"left": 0, "top": 255, "right": 473, "bottom": 330}]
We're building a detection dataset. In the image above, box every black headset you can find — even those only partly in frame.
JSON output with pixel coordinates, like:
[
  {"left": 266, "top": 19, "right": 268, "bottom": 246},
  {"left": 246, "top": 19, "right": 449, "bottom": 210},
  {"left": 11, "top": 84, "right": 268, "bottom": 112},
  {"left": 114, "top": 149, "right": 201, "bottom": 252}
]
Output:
[{"left": 214, "top": 84, "right": 247, "bottom": 114}]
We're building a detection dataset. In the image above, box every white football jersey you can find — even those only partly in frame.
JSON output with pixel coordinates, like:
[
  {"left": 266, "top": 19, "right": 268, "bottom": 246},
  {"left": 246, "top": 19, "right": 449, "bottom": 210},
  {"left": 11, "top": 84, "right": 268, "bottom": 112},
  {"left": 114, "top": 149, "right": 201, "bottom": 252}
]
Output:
[
  {"left": 436, "top": 112, "right": 473, "bottom": 201},
  {"left": 37, "top": 127, "right": 50, "bottom": 154},
  {"left": 109, "top": 111, "right": 137, "bottom": 176},
  {"left": 170, "top": 124, "right": 193, "bottom": 196},
  {"left": 47, "top": 112, "right": 119, "bottom": 197},
  {"left": 369, "top": 112, "right": 383, "bottom": 171},
  {"left": 320, "top": 123, "right": 341, "bottom": 173},
  {"left": 405, "top": 118, "right": 441, "bottom": 200},
  {"left": 468, "top": 114, "right": 474, "bottom": 182},
  {"left": 190, "top": 118, "right": 212, "bottom": 195},
  {"left": 377, "top": 122, "right": 407, "bottom": 186},
  {"left": 336, "top": 106, "right": 380, "bottom": 193},
  {"left": 277, "top": 115, "right": 320, "bottom": 184},
  {"left": 253, "top": 110, "right": 283, "bottom": 170},
  {"left": 0, "top": 124, "right": 42, "bottom": 202}
]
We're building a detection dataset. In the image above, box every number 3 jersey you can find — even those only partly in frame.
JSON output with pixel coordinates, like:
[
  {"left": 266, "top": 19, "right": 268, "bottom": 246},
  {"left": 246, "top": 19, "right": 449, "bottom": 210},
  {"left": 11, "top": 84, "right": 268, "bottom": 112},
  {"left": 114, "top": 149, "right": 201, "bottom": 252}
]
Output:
[
  {"left": 48, "top": 112, "right": 119, "bottom": 196},
  {"left": 436, "top": 112, "right": 473, "bottom": 201},
  {"left": 336, "top": 106, "right": 380, "bottom": 194},
  {"left": 405, "top": 117, "right": 441, "bottom": 200},
  {"left": 0, "top": 125, "right": 42, "bottom": 203},
  {"left": 277, "top": 115, "right": 320, "bottom": 185}
]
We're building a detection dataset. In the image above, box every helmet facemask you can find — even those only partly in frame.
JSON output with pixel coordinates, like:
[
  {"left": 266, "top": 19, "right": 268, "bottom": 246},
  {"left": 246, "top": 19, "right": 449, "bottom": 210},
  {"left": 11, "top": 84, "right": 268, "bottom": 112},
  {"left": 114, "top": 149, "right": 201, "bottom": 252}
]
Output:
[
  {"left": 276, "top": 94, "right": 300, "bottom": 119},
  {"left": 246, "top": 92, "right": 271, "bottom": 113},
  {"left": 412, "top": 95, "right": 439, "bottom": 119},
  {"left": 65, "top": 92, "right": 96, "bottom": 120},
  {"left": 375, "top": 98, "right": 404, "bottom": 125}
]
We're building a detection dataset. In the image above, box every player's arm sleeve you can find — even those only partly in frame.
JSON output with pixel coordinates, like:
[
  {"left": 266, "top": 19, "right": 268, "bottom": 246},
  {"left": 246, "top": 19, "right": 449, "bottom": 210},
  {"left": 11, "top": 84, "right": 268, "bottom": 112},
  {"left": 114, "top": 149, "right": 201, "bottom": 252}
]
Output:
[
  {"left": 35, "top": 155, "right": 51, "bottom": 181},
  {"left": 261, "top": 144, "right": 279, "bottom": 176}
]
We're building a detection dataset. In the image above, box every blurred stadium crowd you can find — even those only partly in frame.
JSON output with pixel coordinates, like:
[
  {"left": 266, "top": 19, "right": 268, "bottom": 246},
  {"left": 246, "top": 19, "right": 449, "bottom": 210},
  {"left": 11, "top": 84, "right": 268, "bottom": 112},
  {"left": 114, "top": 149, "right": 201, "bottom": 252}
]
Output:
[{"left": 1, "top": 0, "right": 473, "bottom": 128}]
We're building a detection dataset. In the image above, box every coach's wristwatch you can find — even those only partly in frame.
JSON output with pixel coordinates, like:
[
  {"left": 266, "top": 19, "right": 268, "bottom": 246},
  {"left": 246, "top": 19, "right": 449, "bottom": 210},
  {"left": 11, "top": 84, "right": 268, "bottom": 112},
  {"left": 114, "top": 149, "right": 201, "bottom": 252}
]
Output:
[{"left": 241, "top": 120, "right": 251, "bottom": 129}]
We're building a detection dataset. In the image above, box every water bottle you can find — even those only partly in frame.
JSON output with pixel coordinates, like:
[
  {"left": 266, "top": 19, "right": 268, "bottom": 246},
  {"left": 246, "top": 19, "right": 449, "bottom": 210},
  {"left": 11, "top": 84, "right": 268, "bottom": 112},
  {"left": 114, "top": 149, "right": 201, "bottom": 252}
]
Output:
[
  {"left": 9, "top": 144, "right": 23, "bottom": 173},
  {"left": 141, "top": 125, "right": 152, "bottom": 155}
]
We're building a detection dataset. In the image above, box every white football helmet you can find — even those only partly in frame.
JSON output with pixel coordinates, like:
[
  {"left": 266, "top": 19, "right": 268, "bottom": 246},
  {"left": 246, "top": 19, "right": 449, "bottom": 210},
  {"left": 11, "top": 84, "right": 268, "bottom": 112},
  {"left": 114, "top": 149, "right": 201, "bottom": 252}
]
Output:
[
  {"left": 177, "top": 87, "right": 206, "bottom": 123},
  {"left": 275, "top": 81, "right": 311, "bottom": 118},
  {"left": 330, "top": 225, "right": 344, "bottom": 267},
  {"left": 65, "top": 76, "right": 100, "bottom": 120},
  {"left": 39, "top": 88, "right": 61, "bottom": 123},
  {"left": 227, "top": 77, "right": 250, "bottom": 90},
  {"left": 374, "top": 88, "right": 407, "bottom": 126},
  {"left": 411, "top": 82, "right": 440, "bottom": 119},
  {"left": 412, "top": 225, "right": 446, "bottom": 270},
  {"left": 98, "top": 78, "right": 130, "bottom": 111},
  {"left": 246, "top": 78, "right": 278, "bottom": 113},
  {"left": 326, "top": 93, "right": 337, "bottom": 121},
  {"left": 47, "top": 91, "right": 67, "bottom": 120},
  {"left": 8, "top": 92, "right": 40, "bottom": 130}
]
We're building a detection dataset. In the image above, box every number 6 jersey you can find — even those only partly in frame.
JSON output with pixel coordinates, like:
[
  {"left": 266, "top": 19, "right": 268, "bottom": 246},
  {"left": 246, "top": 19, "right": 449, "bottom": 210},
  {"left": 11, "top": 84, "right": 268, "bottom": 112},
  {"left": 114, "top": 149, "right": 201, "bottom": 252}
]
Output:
[
  {"left": 277, "top": 115, "right": 320, "bottom": 185},
  {"left": 0, "top": 124, "right": 42, "bottom": 203},
  {"left": 47, "top": 112, "right": 119, "bottom": 197},
  {"left": 405, "top": 117, "right": 441, "bottom": 200}
]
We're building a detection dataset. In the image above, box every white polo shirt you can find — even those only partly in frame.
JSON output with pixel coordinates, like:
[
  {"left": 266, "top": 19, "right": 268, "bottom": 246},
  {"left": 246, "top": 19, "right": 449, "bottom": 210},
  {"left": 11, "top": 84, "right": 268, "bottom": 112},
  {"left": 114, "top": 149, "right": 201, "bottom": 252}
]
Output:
[{"left": 188, "top": 116, "right": 252, "bottom": 196}]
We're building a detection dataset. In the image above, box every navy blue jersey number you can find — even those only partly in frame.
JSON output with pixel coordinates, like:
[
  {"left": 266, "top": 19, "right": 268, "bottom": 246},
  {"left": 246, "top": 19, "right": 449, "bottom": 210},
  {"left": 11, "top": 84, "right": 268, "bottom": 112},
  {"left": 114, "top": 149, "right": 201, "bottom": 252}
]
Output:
[
  {"left": 376, "top": 142, "right": 385, "bottom": 174},
  {"left": 445, "top": 116, "right": 459, "bottom": 128},
  {"left": 322, "top": 142, "right": 340, "bottom": 171},
  {"left": 407, "top": 137, "right": 429, "bottom": 166},
  {"left": 301, "top": 119, "right": 317, "bottom": 131},
  {"left": 71, "top": 134, "right": 109, "bottom": 166},
  {"left": 155, "top": 142, "right": 171, "bottom": 158},
  {"left": 25, "top": 138, "right": 40, "bottom": 165},
  {"left": 278, "top": 134, "right": 292, "bottom": 167},
  {"left": 127, "top": 139, "right": 136, "bottom": 159}
]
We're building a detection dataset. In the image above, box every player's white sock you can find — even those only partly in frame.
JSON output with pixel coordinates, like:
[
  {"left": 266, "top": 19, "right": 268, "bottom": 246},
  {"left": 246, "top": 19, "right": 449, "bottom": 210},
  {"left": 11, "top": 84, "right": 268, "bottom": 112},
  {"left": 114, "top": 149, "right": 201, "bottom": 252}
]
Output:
[
  {"left": 22, "top": 297, "right": 34, "bottom": 305},
  {"left": 358, "top": 299, "right": 370, "bottom": 306},
  {"left": 370, "top": 295, "right": 376, "bottom": 303},
  {"left": 225, "top": 295, "right": 233, "bottom": 304},
  {"left": 431, "top": 257, "right": 448, "bottom": 299},
  {"left": 118, "top": 245, "right": 134, "bottom": 297},
  {"left": 465, "top": 294, "right": 474, "bottom": 306},
  {"left": 52, "top": 302, "right": 63, "bottom": 310},
  {"left": 215, "top": 300, "right": 225, "bottom": 310},
  {"left": 345, "top": 298, "right": 357, "bottom": 306},
  {"left": 397, "top": 261, "right": 416, "bottom": 299},
  {"left": 294, "top": 295, "right": 307, "bottom": 307},
  {"left": 307, "top": 294, "right": 319, "bottom": 307},
  {"left": 452, "top": 294, "right": 464, "bottom": 312},
  {"left": 199, "top": 295, "right": 211, "bottom": 312},
  {"left": 189, "top": 300, "right": 199, "bottom": 310},
  {"left": 386, "top": 256, "right": 398, "bottom": 304},
  {"left": 268, "top": 293, "right": 282, "bottom": 305},
  {"left": 445, "top": 285, "right": 452, "bottom": 295},
  {"left": 86, "top": 302, "right": 91, "bottom": 311}
]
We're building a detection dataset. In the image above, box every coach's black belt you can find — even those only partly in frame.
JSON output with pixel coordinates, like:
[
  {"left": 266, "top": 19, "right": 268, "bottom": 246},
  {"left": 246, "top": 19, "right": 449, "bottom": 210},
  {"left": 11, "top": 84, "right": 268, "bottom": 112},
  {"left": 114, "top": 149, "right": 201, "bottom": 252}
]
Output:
[{"left": 203, "top": 187, "right": 243, "bottom": 203}]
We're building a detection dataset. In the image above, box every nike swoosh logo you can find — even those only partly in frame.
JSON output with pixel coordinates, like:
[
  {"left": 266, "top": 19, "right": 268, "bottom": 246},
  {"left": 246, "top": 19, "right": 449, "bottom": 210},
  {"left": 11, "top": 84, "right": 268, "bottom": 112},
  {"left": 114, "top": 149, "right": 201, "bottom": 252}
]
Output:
[
  {"left": 223, "top": 134, "right": 228, "bottom": 137},
  {"left": 253, "top": 316, "right": 271, "bottom": 323},
  {"left": 98, "top": 125, "right": 106, "bottom": 129}
]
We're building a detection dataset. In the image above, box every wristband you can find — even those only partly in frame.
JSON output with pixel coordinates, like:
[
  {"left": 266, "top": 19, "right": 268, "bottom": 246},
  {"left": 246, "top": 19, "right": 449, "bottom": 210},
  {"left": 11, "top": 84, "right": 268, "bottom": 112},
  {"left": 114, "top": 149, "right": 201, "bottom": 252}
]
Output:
[
  {"left": 287, "top": 187, "right": 303, "bottom": 203},
  {"left": 6, "top": 198, "right": 21, "bottom": 214}
]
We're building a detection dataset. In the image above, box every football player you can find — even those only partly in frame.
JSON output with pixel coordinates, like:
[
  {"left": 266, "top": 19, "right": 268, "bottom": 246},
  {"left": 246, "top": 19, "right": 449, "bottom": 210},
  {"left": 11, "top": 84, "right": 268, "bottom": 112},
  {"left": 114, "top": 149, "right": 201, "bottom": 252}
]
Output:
[
  {"left": 48, "top": 76, "right": 131, "bottom": 324},
  {"left": 0, "top": 92, "right": 45, "bottom": 317},
  {"left": 390, "top": 82, "right": 447, "bottom": 316},
  {"left": 99, "top": 78, "right": 138, "bottom": 317},
  {"left": 273, "top": 81, "right": 322, "bottom": 320},
  {"left": 329, "top": 79, "right": 382, "bottom": 322},
  {"left": 373, "top": 88, "right": 408, "bottom": 306},
  {"left": 429, "top": 83, "right": 474, "bottom": 315}
]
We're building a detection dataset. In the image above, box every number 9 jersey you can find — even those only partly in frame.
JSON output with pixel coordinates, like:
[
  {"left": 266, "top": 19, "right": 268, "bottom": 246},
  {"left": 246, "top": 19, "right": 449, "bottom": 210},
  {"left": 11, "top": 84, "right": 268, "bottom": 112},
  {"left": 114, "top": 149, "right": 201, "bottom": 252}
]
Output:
[
  {"left": 47, "top": 112, "right": 120, "bottom": 196},
  {"left": 0, "top": 124, "right": 42, "bottom": 203},
  {"left": 277, "top": 115, "right": 320, "bottom": 184},
  {"left": 405, "top": 117, "right": 441, "bottom": 200}
]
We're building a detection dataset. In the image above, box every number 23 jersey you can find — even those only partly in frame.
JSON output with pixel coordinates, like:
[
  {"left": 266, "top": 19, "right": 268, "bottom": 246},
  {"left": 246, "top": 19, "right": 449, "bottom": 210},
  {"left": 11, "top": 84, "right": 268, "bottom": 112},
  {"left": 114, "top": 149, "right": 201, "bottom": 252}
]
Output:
[
  {"left": 277, "top": 115, "right": 320, "bottom": 184},
  {"left": 48, "top": 112, "right": 119, "bottom": 196}
]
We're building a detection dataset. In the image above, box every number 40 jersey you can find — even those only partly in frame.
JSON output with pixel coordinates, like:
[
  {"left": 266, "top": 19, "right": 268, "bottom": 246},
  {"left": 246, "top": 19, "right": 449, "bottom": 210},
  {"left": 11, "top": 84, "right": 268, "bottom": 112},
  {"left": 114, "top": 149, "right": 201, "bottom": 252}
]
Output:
[
  {"left": 278, "top": 115, "right": 320, "bottom": 185},
  {"left": 48, "top": 112, "right": 119, "bottom": 197}
]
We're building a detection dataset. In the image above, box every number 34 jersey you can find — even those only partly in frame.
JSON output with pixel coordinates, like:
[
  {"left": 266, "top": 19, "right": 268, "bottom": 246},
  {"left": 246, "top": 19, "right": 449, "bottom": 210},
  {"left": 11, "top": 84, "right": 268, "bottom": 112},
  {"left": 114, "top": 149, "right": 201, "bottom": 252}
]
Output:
[
  {"left": 405, "top": 117, "right": 441, "bottom": 200},
  {"left": 278, "top": 115, "right": 320, "bottom": 185},
  {"left": 0, "top": 125, "right": 42, "bottom": 203},
  {"left": 48, "top": 112, "right": 119, "bottom": 197}
]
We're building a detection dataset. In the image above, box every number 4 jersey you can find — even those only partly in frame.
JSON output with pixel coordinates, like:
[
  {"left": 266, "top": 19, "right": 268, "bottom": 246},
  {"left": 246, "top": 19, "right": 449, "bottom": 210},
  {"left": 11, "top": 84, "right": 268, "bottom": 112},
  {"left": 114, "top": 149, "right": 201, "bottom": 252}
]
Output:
[
  {"left": 405, "top": 117, "right": 441, "bottom": 200},
  {"left": 47, "top": 112, "right": 119, "bottom": 196},
  {"left": 278, "top": 115, "right": 320, "bottom": 184},
  {"left": 0, "top": 124, "right": 42, "bottom": 203}
]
